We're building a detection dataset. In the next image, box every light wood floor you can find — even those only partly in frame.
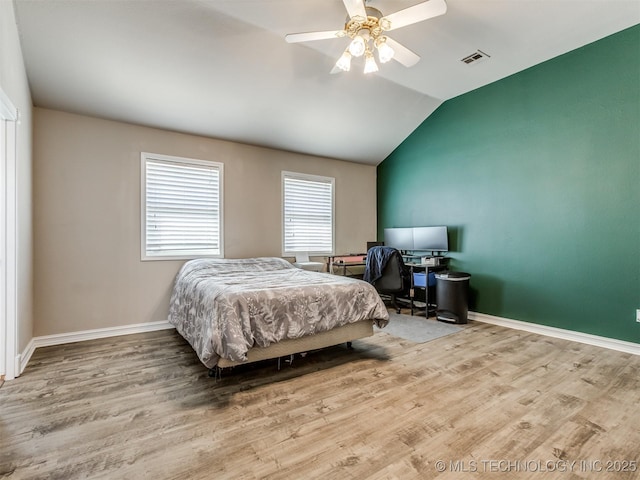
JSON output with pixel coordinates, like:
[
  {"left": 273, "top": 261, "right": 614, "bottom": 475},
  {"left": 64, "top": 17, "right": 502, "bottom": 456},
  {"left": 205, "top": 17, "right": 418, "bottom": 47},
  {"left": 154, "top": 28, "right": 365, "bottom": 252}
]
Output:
[{"left": 1, "top": 317, "right": 639, "bottom": 480}]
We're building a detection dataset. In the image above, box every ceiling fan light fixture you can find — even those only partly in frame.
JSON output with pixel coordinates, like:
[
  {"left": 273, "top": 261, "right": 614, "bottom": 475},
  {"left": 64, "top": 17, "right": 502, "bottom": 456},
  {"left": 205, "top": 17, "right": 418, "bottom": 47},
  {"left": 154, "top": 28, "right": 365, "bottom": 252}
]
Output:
[
  {"left": 335, "top": 50, "right": 352, "bottom": 71},
  {"left": 285, "top": 0, "right": 448, "bottom": 74},
  {"left": 348, "top": 35, "right": 366, "bottom": 57},
  {"left": 363, "top": 50, "right": 379, "bottom": 74},
  {"left": 376, "top": 37, "right": 395, "bottom": 63}
]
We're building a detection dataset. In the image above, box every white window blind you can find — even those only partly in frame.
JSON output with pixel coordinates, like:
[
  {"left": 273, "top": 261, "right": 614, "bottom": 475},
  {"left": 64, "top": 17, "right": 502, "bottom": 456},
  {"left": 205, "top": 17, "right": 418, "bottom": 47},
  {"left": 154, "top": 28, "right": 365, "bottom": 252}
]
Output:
[
  {"left": 283, "top": 172, "right": 334, "bottom": 255},
  {"left": 141, "top": 153, "right": 223, "bottom": 260}
]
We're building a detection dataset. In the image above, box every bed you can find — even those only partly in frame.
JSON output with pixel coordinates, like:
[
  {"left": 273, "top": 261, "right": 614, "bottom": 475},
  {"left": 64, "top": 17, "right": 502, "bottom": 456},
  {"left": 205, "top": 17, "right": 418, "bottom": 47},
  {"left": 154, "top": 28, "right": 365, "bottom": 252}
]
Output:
[{"left": 168, "top": 257, "right": 389, "bottom": 371}]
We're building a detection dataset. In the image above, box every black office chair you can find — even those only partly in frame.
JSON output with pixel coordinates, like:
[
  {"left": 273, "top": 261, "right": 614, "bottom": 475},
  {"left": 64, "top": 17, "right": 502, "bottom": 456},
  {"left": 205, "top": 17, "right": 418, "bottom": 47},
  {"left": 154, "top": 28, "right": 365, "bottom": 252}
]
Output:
[{"left": 364, "top": 246, "right": 410, "bottom": 313}]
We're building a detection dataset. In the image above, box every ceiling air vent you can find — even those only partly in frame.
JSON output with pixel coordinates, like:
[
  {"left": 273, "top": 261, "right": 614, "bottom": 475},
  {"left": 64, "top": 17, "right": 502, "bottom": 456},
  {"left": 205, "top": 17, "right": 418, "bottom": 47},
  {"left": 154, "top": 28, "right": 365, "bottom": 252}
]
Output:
[{"left": 461, "top": 50, "right": 490, "bottom": 65}]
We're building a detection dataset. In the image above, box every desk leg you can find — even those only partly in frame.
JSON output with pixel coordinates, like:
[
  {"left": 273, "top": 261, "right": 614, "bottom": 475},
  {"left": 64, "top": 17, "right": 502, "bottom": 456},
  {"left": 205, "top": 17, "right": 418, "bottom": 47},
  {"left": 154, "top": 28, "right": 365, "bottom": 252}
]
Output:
[
  {"left": 425, "top": 283, "right": 429, "bottom": 318},
  {"left": 424, "top": 267, "right": 430, "bottom": 318},
  {"left": 409, "top": 266, "right": 414, "bottom": 316},
  {"left": 410, "top": 290, "right": 414, "bottom": 316}
]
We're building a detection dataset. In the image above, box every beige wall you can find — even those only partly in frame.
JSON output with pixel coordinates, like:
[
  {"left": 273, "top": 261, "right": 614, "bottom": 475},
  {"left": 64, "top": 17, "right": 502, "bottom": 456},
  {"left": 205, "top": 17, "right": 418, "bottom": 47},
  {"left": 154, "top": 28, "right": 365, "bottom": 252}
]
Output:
[
  {"left": 34, "top": 108, "right": 378, "bottom": 336},
  {"left": 1, "top": 2, "right": 34, "bottom": 355}
]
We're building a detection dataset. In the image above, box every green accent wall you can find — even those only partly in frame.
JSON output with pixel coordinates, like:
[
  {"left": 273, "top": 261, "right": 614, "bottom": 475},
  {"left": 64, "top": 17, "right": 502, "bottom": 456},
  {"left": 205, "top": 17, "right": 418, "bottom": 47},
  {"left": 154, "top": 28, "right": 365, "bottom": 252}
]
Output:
[{"left": 378, "top": 25, "right": 640, "bottom": 343}]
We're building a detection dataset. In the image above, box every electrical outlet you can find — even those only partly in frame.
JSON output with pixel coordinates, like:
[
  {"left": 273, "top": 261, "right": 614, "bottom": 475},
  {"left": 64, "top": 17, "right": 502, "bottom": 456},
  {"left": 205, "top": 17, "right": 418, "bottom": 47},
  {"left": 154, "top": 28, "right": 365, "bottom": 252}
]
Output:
[{"left": 637, "top": 309, "right": 640, "bottom": 323}]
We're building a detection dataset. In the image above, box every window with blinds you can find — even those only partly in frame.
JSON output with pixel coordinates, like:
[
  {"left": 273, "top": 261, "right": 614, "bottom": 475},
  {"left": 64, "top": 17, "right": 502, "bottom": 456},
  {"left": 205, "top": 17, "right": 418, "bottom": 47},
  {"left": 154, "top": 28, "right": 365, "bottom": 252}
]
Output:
[
  {"left": 282, "top": 171, "right": 334, "bottom": 255},
  {"left": 141, "top": 152, "right": 223, "bottom": 260}
]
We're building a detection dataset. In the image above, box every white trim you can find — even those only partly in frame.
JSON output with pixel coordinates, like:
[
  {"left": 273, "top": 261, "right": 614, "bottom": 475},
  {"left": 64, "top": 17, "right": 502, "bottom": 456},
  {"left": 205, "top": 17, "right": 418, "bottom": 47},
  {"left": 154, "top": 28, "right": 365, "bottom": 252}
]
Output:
[
  {"left": 0, "top": 117, "right": 6, "bottom": 379},
  {"left": 0, "top": 88, "right": 18, "bottom": 121},
  {"left": 6, "top": 120, "right": 17, "bottom": 378},
  {"left": 32, "top": 320, "right": 174, "bottom": 349},
  {"left": 469, "top": 312, "right": 640, "bottom": 356},
  {"left": 0, "top": 87, "right": 18, "bottom": 380},
  {"left": 18, "top": 338, "right": 35, "bottom": 376}
]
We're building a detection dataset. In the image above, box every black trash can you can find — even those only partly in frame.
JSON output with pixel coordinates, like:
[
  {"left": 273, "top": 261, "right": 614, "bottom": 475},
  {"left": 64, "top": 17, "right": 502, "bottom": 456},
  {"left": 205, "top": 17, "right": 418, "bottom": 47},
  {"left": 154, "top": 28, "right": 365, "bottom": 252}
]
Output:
[{"left": 435, "top": 272, "right": 471, "bottom": 324}]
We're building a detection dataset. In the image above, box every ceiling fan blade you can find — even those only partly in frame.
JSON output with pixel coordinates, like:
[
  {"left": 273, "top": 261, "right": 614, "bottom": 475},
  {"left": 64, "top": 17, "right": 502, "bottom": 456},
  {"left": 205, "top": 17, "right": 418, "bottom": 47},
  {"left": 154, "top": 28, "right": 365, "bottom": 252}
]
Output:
[
  {"left": 342, "top": 0, "right": 367, "bottom": 20},
  {"left": 285, "top": 30, "right": 345, "bottom": 43},
  {"left": 385, "top": 37, "right": 420, "bottom": 67},
  {"left": 381, "top": 0, "right": 447, "bottom": 31}
]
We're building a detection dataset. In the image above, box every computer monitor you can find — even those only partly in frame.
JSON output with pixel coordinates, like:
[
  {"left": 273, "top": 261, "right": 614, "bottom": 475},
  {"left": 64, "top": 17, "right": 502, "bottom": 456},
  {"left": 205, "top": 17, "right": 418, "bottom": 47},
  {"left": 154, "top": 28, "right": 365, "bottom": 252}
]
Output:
[
  {"left": 383, "top": 228, "right": 414, "bottom": 251},
  {"left": 413, "top": 226, "right": 448, "bottom": 252}
]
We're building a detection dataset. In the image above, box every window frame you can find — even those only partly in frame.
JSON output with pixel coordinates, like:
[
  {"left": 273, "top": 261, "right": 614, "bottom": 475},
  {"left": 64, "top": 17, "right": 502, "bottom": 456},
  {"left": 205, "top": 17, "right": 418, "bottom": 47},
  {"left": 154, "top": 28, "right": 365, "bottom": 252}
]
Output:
[
  {"left": 282, "top": 171, "right": 335, "bottom": 257},
  {"left": 141, "top": 152, "right": 224, "bottom": 261}
]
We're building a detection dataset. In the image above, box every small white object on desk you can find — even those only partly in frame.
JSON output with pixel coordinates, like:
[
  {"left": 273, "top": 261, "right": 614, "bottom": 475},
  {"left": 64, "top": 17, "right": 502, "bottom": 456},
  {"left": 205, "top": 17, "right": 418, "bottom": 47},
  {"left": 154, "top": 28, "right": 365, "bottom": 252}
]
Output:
[
  {"left": 421, "top": 257, "right": 437, "bottom": 266},
  {"left": 421, "top": 256, "right": 447, "bottom": 266},
  {"left": 293, "top": 252, "right": 324, "bottom": 272}
]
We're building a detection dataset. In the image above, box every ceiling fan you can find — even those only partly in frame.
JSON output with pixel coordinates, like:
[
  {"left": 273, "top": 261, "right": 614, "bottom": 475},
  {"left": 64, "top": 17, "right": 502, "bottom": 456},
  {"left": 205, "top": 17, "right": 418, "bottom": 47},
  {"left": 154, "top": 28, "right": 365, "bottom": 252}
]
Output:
[{"left": 285, "top": 0, "right": 447, "bottom": 74}]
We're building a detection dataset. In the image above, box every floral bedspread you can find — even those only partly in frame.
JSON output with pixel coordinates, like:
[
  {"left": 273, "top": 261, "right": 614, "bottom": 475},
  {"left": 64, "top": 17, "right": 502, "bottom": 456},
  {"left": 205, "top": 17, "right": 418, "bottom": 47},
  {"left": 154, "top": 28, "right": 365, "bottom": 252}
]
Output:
[{"left": 168, "top": 257, "right": 389, "bottom": 367}]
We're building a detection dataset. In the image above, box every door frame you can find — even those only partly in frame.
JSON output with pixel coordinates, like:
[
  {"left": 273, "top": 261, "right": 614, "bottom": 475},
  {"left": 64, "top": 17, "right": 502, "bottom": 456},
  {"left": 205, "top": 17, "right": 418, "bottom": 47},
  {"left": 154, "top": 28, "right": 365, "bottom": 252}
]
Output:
[{"left": 0, "top": 87, "right": 18, "bottom": 380}]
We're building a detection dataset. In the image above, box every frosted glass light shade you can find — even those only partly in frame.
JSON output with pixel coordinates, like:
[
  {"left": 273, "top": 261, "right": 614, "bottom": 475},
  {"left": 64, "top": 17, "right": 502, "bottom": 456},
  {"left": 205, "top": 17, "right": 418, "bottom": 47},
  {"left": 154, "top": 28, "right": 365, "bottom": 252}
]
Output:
[
  {"left": 364, "top": 52, "right": 378, "bottom": 74},
  {"left": 348, "top": 35, "right": 366, "bottom": 57},
  {"left": 335, "top": 51, "right": 352, "bottom": 71},
  {"left": 377, "top": 41, "right": 395, "bottom": 63}
]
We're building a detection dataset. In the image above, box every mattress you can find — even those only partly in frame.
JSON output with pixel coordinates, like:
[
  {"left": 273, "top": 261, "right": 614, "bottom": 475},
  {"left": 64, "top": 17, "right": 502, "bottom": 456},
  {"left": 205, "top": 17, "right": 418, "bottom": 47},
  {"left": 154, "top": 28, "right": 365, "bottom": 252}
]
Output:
[{"left": 168, "top": 257, "right": 389, "bottom": 367}]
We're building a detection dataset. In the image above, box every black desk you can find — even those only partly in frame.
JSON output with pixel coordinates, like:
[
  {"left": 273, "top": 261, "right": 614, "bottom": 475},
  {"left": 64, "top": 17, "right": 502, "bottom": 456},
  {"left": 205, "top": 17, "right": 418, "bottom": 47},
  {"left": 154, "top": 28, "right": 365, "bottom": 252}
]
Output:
[{"left": 407, "top": 263, "right": 448, "bottom": 317}]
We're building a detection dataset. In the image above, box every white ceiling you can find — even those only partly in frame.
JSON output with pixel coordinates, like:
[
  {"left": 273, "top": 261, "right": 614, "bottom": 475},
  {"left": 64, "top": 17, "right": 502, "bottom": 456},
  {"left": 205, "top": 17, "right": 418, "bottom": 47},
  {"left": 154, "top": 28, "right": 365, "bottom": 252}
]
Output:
[{"left": 14, "top": 0, "right": 640, "bottom": 165}]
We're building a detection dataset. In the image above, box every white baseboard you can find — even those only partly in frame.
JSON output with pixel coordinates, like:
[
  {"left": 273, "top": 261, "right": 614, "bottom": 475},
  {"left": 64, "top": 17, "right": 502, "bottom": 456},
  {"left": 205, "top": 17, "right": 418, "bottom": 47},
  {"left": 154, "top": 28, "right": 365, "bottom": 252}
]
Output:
[
  {"left": 17, "top": 320, "right": 174, "bottom": 377},
  {"left": 18, "top": 339, "right": 36, "bottom": 376},
  {"left": 469, "top": 312, "right": 640, "bottom": 356},
  {"left": 32, "top": 320, "right": 175, "bottom": 348},
  {"left": 15, "top": 313, "right": 638, "bottom": 377}
]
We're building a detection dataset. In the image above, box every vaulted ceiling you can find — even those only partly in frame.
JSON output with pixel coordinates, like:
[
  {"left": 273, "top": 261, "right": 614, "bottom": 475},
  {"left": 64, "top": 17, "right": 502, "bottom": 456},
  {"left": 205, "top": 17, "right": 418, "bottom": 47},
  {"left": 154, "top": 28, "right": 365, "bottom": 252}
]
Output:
[{"left": 14, "top": 0, "right": 640, "bottom": 164}]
